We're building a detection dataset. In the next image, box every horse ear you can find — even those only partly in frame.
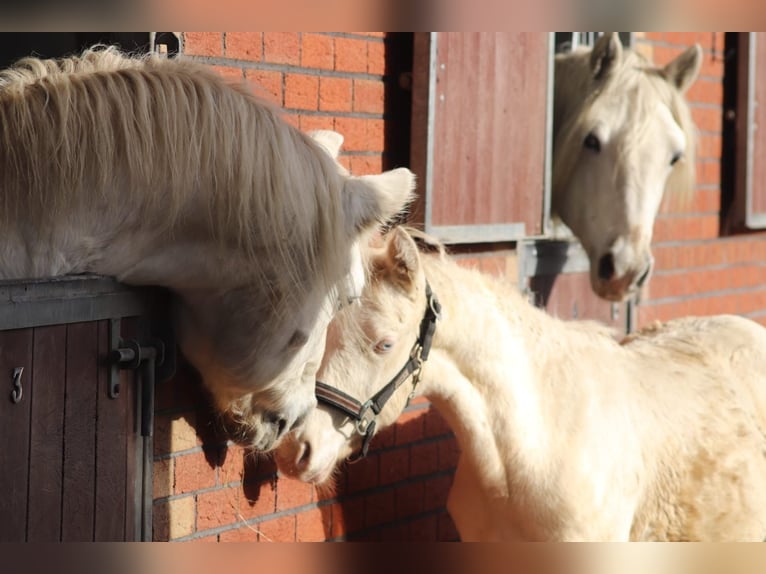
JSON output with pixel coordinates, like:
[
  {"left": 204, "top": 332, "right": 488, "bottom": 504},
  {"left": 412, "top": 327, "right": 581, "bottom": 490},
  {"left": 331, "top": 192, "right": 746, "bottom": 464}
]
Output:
[
  {"left": 590, "top": 32, "right": 622, "bottom": 81},
  {"left": 372, "top": 227, "right": 420, "bottom": 291},
  {"left": 662, "top": 44, "right": 702, "bottom": 93},
  {"left": 308, "top": 130, "right": 344, "bottom": 159},
  {"left": 342, "top": 168, "right": 416, "bottom": 235}
]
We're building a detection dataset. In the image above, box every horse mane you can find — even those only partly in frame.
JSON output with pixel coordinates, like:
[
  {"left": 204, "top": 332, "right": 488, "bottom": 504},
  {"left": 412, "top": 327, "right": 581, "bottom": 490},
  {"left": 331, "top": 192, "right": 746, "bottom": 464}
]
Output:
[
  {"left": 553, "top": 46, "right": 697, "bottom": 206},
  {"left": 0, "top": 46, "right": 351, "bottom": 305}
]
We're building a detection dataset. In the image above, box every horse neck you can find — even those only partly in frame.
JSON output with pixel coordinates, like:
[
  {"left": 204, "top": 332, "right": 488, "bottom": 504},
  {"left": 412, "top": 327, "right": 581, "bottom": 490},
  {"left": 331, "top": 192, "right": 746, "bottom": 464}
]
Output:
[{"left": 416, "top": 254, "right": 559, "bottom": 480}]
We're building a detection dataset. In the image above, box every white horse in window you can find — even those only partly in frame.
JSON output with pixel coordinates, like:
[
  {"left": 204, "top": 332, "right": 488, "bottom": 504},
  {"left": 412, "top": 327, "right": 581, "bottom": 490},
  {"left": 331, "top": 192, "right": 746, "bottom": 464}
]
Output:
[
  {"left": 553, "top": 33, "right": 701, "bottom": 301},
  {"left": 0, "top": 47, "right": 415, "bottom": 451},
  {"left": 276, "top": 227, "right": 766, "bottom": 541}
]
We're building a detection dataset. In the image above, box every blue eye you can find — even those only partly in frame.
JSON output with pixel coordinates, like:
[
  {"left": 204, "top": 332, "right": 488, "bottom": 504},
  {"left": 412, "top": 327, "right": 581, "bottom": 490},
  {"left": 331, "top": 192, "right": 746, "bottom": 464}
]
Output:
[{"left": 374, "top": 339, "right": 394, "bottom": 354}]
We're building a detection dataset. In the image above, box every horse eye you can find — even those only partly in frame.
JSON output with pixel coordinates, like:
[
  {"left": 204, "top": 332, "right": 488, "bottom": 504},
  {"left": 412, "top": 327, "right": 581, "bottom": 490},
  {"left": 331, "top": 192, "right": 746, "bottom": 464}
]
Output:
[
  {"left": 670, "top": 152, "right": 683, "bottom": 166},
  {"left": 583, "top": 133, "right": 601, "bottom": 153},
  {"left": 374, "top": 339, "right": 395, "bottom": 354}
]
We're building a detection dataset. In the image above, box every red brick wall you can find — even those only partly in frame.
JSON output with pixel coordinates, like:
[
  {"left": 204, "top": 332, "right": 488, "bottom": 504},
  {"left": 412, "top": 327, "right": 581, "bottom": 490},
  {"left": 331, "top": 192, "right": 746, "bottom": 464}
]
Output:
[
  {"left": 153, "top": 32, "right": 459, "bottom": 542},
  {"left": 635, "top": 32, "right": 766, "bottom": 327}
]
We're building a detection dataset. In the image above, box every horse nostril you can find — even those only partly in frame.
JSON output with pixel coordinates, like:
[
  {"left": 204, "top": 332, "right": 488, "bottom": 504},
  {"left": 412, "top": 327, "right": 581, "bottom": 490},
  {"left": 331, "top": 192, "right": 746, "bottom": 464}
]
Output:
[
  {"left": 597, "top": 253, "right": 616, "bottom": 281},
  {"left": 297, "top": 441, "right": 312, "bottom": 470}
]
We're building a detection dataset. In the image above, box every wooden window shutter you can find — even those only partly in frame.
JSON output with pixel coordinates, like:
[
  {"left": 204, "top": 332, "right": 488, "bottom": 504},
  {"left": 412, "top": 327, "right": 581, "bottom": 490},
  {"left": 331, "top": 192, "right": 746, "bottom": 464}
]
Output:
[{"left": 409, "top": 33, "right": 553, "bottom": 243}]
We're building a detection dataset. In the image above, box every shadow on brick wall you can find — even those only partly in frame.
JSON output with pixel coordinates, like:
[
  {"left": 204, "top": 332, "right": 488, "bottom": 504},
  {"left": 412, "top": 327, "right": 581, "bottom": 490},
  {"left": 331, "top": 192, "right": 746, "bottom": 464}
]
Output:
[{"left": 153, "top": 359, "right": 460, "bottom": 541}]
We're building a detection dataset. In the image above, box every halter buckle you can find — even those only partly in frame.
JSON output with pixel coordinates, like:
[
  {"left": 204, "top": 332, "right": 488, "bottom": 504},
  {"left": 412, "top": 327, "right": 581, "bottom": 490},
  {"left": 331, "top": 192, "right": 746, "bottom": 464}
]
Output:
[{"left": 355, "top": 400, "right": 376, "bottom": 436}]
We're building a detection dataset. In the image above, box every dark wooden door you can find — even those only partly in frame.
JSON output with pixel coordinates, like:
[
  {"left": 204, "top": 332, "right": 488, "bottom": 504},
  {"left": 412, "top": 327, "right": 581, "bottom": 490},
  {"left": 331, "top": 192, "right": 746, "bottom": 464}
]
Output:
[{"left": 0, "top": 277, "right": 154, "bottom": 541}]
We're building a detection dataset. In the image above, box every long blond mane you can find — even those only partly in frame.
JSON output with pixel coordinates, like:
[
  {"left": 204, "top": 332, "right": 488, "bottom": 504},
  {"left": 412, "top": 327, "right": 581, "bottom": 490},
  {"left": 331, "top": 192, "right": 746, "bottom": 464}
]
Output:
[
  {"left": 0, "top": 46, "right": 350, "bottom": 303},
  {"left": 553, "top": 47, "right": 697, "bottom": 205}
]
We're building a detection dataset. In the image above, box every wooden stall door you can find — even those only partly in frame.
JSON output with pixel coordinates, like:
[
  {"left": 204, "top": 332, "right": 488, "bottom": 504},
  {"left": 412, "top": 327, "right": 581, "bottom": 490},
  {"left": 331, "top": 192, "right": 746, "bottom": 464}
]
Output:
[{"left": 0, "top": 320, "right": 141, "bottom": 542}]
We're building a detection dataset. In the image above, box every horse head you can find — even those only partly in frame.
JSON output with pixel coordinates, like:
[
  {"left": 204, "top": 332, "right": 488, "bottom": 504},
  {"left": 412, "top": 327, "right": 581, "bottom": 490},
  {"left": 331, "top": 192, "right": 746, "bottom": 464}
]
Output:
[
  {"left": 553, "top": 33, "right": 701, "bottom": 301},
  {"left": 275, "top": 227, "right": 430, "bottom": 482}
]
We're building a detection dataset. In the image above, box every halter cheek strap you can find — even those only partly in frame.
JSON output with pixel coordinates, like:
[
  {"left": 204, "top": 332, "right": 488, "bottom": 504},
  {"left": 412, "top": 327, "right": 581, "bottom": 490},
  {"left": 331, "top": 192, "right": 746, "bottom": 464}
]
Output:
[{"left": 315, "top": 282, "right": 441, "bottom": 460}]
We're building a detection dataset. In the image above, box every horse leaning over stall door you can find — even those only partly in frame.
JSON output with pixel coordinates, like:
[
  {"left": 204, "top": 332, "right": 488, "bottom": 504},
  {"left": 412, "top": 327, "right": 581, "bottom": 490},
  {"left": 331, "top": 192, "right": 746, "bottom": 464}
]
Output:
[
  {"left": 0, "top": 47, "right": 415, "bottom": 451},
  {"left": 276, "top": 226, "right": 766, "bottom": 541},
  {"left": 553, "top": 32, "right": 702, "bottom": 301}
]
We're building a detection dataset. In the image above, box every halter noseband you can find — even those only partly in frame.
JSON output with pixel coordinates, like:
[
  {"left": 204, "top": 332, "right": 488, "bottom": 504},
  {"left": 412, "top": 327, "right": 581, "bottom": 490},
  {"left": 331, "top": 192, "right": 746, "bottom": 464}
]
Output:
[{"left": 315, "top": 282, "right": 441, "bottom": 461}]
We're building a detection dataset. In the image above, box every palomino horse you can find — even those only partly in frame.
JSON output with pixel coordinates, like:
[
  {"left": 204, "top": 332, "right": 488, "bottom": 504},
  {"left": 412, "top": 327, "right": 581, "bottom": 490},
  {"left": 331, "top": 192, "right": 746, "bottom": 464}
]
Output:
[
  {"left": 0, "top": 47, "right": 415, "bottom": 451},
  {"left": 553, "top": 33, "right": 701, "bottom": 301},
  {"left": 276, "top": 227, "right": 766, "bottom": 541}
]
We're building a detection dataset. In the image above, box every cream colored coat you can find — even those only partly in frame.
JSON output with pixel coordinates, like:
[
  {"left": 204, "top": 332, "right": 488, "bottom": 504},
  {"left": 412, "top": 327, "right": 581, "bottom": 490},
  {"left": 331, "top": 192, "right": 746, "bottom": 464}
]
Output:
[{"left": 277, "top": 228, "right": 766, "bottom": 541}]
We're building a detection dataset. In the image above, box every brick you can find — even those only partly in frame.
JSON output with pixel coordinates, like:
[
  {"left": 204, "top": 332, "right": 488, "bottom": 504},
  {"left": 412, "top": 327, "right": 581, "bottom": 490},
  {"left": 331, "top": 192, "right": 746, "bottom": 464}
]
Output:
[
  {"left": 691, "top": 105, "right": 723, "bottom": 134},
  {"left": 334, "top": 37, "right": 368, "bottom": 73},
  {"left": 368, "top": 422, "right": 395, "bottom": 451},
  {"left": 245, "top": 69, "right": 283, "bottom": 105},
  {"left": 378, "top": 447, "right": 410, "bottom": 485},
  {"left": 367, "top": 118, "right": 385, "bottom": 152},
  {"left": 283, "top": 113, "right": 300, "bottom": 128},
  {"left": 219, "top": 445, "right": 245, "bottom": 485},
  {"left": 258, "top": 515, "right": 296, "bottom": 542},
  {"left": 299, "top": 115, "right": 336, "bottom": 133},
  {"left": 364, "top": 489, "right": 396, "bottom": 527},
  {"left": 319, "top": 77, "right": 352, "bottom": 112},
  {"left": 153, "top": 495, "right": 195, "bottom": 541},
  {"left": 264, "top": 32, "right": 301, "bottom": 66},
  {"left": 353, "top": 79, "right": 385, "bottom": 113},
  {"left": 395, "top": 481, "right": 425, "bottom": 518},
  {"left": 348, "top": 155, "right": 383, "bottom": 176},
  {"left": 367, "top": 41, "right": 386, "bottom": 75},
  {"left": 302, "top": 34, "right": 334, "bottom": 70},
  {"left": 330, "top": 502, "right": 347, "bottom": 538},
  {"left": 183, "top": 32, "right": 222, "bottom": 57},
  {"left": 438, "top": 436, "right": 461, "bottom": 471},
  {"left": 276, "top": 476, "right": 314, "bottom": 511},
  {"left": 332, "top": 117, "right": 366, "bottom": 151},
  {"left": 284, "top": 73, "right": 319, "bottom": 110},
  {"left": 337, "top": 156, "right": 352, "bottom": 172},
  {"left": 197, "top": 487, "right": 239, "bottom": 531},
  {"left": 224, "top": 32, "right": 262, "bottom": 61},
  {"left": 438, "top": 512, "right": 460, "bottom": 541},
  {"left": 296, "top": 507, "right": 332, "bottom": 541},
  {"left": 332, "top": 498, "right": 365, "bottom": 538},
  {"left": 174, "top": 452, "right": 217, "bottom": 494},
  {"left": 423, "top": 474, "right": 452, "bottom": 511},
  {"left": 239, "top": 477, "right": 277, "bottom": 519},
  {"left": 368, "top": 522, "right": 410, "bottom": 541},
  {"left": 424, "top": 408, "right": 452, "bottom": 437},
  {"left": 662, "top": 32, "right": 702, "bottom": 46},
  {"left": 153, "top": 458, "right": 174, "bottom": 499},
  {"left": 154, "top": 412, "right": 198, "bottom": 455},
  {"left": 652, "top": 214, "right": 720, "bottom": 243},
  {"left": 695, "top": 160, "right": 721, "bottom": 187},
  {"left": 696, "top": 134, "right": 722, "bottom": 160},
  {"left": 410, "top": 441, "right": 439, "bottom": 476},
  {"left": 408, "top": 514, "right": 438, "bottom": 541},
  {"left": 346, "top": 453, "right": 380, "bottom": 493},
  {"left": 219, "top": 526, "right": 259, "bottom": 542},
  {"left": 211, "top": 66, "right": 244, "bottom": 83},
  {"left": 686, "top": 78, "right": 723, "bottom": 106}
]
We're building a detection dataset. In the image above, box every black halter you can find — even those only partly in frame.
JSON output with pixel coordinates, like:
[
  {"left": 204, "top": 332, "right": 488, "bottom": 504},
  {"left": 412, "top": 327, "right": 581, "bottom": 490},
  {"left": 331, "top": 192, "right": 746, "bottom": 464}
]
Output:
[{"left": 315, "top": 282, "right": 441, "bottom": 460}]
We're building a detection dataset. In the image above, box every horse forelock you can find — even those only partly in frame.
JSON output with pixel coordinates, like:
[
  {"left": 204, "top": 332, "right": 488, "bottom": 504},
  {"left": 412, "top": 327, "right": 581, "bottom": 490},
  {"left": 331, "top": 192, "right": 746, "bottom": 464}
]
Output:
[
  {"left": 0, "top": 46, "right": 353, "bottom": 306},
  {"left": 554, "top": 48, "right": 697, "bottom": 205}
]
